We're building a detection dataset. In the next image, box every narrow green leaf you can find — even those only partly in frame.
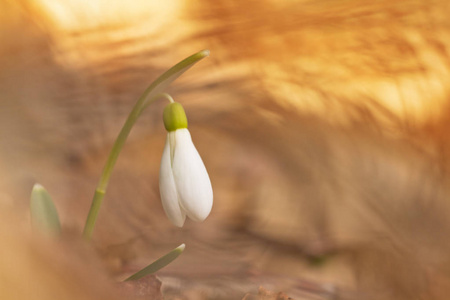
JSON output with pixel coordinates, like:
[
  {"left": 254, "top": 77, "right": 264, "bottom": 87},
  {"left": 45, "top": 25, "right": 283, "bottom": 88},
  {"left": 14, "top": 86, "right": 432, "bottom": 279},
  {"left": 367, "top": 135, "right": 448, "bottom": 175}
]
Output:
[
  {"left": 137, "top": 49, "right": 210, "bottom": 114},
  {"left": 124, "top": 243, "right": 185, "bottom": 281},
  {"left": 30, "top": 183, "right": 61, "bottom": 235}
]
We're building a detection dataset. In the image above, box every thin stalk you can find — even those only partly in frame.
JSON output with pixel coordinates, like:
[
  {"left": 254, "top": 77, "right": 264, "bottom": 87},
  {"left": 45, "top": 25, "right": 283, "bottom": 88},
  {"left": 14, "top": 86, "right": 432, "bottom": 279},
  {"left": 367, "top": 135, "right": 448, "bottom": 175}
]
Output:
[{"left": 82, "top": 50, "right": 209, "bottom": 239}]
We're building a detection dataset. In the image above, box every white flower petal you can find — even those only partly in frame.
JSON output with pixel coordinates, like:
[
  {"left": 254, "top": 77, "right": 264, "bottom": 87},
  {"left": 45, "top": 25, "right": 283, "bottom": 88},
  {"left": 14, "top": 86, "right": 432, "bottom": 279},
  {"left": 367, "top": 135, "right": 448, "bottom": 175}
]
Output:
[
  {"left": 159, "top": 134, "right": 186, "bottom": 227},
  {"left": 172, "top": 129, "right": 213, "bottom": 222}
]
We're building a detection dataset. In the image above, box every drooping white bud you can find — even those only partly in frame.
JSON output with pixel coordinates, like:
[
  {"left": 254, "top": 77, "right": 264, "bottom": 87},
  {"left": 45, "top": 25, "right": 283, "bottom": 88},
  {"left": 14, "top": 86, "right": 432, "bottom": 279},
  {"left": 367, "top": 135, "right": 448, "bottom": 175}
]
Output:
[{"left": 159, "top": 102, "right": 213, "bottom": 227}]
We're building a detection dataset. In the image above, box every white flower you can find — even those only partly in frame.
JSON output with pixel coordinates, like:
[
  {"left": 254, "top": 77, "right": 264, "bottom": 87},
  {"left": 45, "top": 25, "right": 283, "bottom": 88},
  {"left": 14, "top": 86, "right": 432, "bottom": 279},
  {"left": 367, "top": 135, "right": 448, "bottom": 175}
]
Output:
[{"left": 159, "top": 128, "right": 213, "bottom": 227}]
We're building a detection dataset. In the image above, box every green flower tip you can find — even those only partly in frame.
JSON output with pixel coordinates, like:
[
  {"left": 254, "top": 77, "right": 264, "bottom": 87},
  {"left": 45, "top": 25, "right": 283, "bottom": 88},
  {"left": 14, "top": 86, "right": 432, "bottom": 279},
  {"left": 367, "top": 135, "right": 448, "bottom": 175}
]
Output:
[{"left": 163, "top": 102, "right": 188, "bottom": 132}]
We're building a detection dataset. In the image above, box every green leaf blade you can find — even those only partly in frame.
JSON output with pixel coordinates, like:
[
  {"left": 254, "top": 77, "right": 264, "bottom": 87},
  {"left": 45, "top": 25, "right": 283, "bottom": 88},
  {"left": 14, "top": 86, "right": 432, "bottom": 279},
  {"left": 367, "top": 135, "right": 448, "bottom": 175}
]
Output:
[
  {"left": 136, "top": 49, "right": 210, "bottom": 114},
  {"left": 30, "top": 183, "right": 61, "bottom": 236},
  {"left": 125, "top": 243, "right": 185, "bottom": 281}
]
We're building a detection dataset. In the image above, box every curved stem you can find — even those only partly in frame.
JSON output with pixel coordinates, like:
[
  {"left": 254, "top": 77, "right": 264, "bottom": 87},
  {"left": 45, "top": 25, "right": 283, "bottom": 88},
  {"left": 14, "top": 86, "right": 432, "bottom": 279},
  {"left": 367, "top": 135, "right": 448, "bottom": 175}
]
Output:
[
  {"left": 159, "top": 93, "right": 175, "bottom": 104},
  {"left": 82, "top": 50, "right": 209, "bottom": 239},
  {"left": 83, "top": 93, "right": 167, "bottom": 239}
]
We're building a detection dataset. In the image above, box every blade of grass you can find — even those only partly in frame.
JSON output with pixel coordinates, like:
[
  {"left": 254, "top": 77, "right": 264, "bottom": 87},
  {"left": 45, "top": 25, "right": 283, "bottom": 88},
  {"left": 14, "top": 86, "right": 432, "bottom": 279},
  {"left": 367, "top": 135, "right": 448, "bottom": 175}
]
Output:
[
  {"left": 124, "top": 243, "right": 185, "bottom": 281},
  {"left": 30, "top": 183, "right": 61, "bottom": 235}
]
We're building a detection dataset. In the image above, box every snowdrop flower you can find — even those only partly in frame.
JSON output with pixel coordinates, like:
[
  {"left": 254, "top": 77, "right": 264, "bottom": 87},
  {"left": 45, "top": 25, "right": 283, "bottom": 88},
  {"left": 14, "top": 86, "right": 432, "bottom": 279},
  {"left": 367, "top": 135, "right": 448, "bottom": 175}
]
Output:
[{"left": 159, "top": 102, "right": 213, "bottom": 227}]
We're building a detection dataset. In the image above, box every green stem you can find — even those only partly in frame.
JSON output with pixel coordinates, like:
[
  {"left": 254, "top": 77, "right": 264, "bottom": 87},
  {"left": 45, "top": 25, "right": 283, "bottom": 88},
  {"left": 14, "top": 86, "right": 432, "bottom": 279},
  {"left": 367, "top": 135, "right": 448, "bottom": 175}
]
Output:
[
  {"left": 82, "top": 189, "right": 105, "bottom": 239},
  {"left": 83, "top": 93, "right": 169, "bottom": 239},
  {"left": 82, "top": 50, "right": 210, "bottom": 239}
]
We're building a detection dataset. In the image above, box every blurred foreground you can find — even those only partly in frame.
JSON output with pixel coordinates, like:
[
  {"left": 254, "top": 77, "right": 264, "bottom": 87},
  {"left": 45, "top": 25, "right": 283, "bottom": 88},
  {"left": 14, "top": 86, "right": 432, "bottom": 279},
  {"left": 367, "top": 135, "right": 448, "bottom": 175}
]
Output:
[{"left": 1, "top": 0, "right": 450, "bottom": 299}]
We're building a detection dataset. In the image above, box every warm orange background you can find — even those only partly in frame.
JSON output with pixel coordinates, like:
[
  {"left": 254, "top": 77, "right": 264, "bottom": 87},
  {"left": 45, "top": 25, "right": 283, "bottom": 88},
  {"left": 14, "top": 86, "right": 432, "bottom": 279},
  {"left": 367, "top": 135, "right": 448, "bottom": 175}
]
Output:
[{"left": 1, "top": 1, "right": 450, "bottom": 299}]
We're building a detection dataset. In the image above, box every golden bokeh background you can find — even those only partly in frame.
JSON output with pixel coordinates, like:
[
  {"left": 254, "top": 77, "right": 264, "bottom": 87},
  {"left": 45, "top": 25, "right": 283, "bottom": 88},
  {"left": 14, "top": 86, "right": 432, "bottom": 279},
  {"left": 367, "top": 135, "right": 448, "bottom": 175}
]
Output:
[{"left": 1, "top": 0, "right": 450, "bottom": 299}]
